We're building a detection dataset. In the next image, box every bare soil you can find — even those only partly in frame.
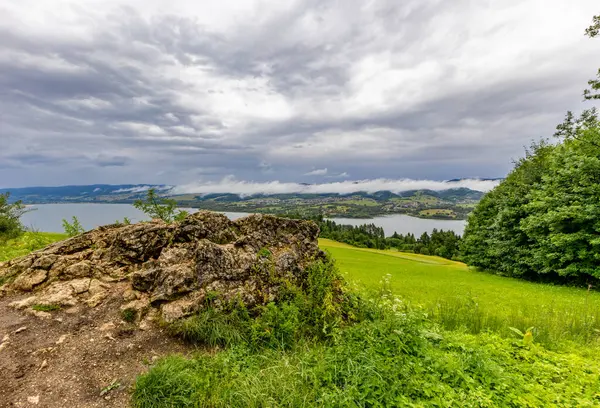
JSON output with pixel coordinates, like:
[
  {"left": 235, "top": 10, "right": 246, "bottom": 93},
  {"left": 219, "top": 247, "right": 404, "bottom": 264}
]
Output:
[{"left": 0, "top": 288, "right": 194, "bottom": 408}]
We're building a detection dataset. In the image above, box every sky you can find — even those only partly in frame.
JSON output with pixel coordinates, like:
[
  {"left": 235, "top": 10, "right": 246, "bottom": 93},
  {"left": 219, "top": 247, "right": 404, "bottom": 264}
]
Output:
[{"left": 1, "top": 0, "right": 598, "bottom": 190}]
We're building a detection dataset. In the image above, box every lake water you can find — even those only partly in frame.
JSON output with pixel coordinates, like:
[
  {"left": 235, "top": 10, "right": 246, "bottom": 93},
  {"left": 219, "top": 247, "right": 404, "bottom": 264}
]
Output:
[{"left": 21, "top": 204, "right": 466, "bottom": 237}]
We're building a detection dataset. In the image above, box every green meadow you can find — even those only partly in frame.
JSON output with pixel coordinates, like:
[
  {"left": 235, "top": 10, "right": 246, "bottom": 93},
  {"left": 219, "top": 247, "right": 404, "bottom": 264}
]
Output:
[{"left": 320, "top": 238, "right": 600, "bottom": 347}]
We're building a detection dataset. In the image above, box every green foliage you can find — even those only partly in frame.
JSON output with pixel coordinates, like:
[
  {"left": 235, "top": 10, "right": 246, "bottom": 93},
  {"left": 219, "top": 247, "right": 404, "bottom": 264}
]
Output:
[
  {"left": 62, "top": 216, "right": 85, "bottom": 237},
  {"left": 249, "top": 302, "right": 301, "bottom": 350},
  {"left": 463, "top": 110, "right": 600, "bottom": 283},
  {"left": 121, "top": 308, "right": 137, "bottom": 323},
  {"left": 584, "top": 15, "right": 600, "bottom": 100},
  {"left": 0, "top": 192, "right": 29, "bottom": 242},
  {"left": 169, "top": 255, "right": 369, "bottom": 351},
  {"left": 32, "top": 304, "right": 61, "bottom": 312},
  {"left": 134, "top": 312, "right": 600, "bottom": 408},
  {"left": 170, "top": 306, "right": 250, "bottom": 348},
  {"left": 133, "top": 188, "right": 188, "bottom": 223},
  {"left": 256, "top": 247, "right": 272, "bottom": 260},
  {"left": 0, "top": 232, "right": 67, "bottom": 262},
  {"left": 114, "top": 217, "right": 132, "bottom": 226}
]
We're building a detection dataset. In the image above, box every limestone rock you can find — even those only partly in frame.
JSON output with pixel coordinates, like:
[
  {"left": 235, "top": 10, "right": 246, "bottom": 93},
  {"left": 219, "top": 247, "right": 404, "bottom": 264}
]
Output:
[{"left": 1, "top": 211, "right": 322, "bottom": 324}]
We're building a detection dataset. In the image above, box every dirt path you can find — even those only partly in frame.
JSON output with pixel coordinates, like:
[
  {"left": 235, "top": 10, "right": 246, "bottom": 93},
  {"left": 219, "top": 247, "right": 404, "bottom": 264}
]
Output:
[{"left": 0, "top": 292, "right": 193, "bottom": 408}]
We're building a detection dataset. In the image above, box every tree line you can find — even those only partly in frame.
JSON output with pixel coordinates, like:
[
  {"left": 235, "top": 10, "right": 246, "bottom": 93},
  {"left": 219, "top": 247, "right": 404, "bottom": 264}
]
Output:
[{"left": 286, "top": 214, "right": 462, "bottom": 260}]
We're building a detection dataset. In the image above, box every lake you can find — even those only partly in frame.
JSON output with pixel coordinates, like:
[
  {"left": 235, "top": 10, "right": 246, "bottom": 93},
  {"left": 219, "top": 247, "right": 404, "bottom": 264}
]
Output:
[{"left": 21, "top": 204, "right": 466, "bottom": 237}]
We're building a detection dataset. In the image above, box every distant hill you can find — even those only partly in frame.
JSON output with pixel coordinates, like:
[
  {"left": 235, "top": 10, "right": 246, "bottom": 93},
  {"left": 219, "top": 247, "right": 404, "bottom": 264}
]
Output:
[
  {"left": 0, "top": 184, "right": 171, "bottom": 203},
  {"left": 1, "top": 184, "right": 490, "bottom": 220}
]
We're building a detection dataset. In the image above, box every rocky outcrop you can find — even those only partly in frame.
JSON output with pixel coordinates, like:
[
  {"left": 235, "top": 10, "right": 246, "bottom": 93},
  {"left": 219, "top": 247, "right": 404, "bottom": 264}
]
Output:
[{"left": 0, "top": 212, "right": 322, "bottom": 323}]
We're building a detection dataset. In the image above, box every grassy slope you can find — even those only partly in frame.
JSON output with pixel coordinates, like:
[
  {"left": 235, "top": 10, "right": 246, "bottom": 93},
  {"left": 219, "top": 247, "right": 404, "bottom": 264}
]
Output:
[
  {"left": 134, "top": 239, "right": 600, "bottom": 407},
  {"left": 320, "top": 238, "right": 600, "bottom": 346}
]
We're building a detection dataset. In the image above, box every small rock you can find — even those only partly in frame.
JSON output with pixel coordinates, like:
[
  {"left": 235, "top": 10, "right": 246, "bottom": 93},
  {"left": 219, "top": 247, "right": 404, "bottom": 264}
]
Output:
[
  {"left": 15, "top": 326, "right": 27, "bottom": 334},
  {"left": 99, "top": 322, "right": 116, "bottom": 332},
  {"left": 122, "top": 288, "right": 139, "bottom": 301},
  {"left": 65, "top": 306, "right": 80, "bottom": 314},
  {"left": 39, "top": 360, "right": 48, "bottom": 370},
  {"left": 27, "top": 395, "right": 40, "bottom": 405},
  {"left": 56, "top": 335, "right": 68, "bottom": 344},
  {"left": 31, "top": 310, "right": 52, "bottom": 319}
]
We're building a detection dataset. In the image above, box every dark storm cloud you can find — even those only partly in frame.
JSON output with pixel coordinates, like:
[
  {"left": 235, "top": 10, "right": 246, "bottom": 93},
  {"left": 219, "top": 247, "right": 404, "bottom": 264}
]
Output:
[{"left": 0, "top": 0, "right": 598, "bottom": 188}]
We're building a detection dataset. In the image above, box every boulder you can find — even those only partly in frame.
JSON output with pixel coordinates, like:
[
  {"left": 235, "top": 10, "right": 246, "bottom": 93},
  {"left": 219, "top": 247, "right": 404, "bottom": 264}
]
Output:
[{"left": 0, "top": 212, "right": 322, "bottom": 323}]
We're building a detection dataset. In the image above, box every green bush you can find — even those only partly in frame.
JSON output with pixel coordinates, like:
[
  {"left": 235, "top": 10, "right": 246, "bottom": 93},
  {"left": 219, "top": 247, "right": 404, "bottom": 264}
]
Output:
[
  {"left": 463, "top": 110, "right": 600, "bottom": 284},
  {"left": 0, "top": 192, "right": 29, "bottom": 242}
]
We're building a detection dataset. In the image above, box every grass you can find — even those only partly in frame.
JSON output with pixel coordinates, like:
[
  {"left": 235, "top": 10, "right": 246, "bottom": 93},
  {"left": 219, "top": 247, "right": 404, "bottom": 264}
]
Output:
[
  {"left": 0, "top": 232, "right": 68, "bottom": 262},
  {"left": 32, "top": 304, "right": 61, "bottom": 312},
  {"left": 134, "top": 313, "right": 600, "bottom": 408},
  {"left": 320, "top": 239, "right": 600, "bottom": 347}
]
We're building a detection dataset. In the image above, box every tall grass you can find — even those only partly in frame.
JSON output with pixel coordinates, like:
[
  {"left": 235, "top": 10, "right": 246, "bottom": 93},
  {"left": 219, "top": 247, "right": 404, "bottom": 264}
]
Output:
[
  {"left": 134, "top": 311, "right": 600, "bottom": 408},
  {"left": 320, "top": 239, "right": 600, "bottom": 347},
  {"left": 0, "top": 231, "right": 67, "bottom": 262},
  {"left": 427, "top": 293, "right": 600, "bottom": 346}
]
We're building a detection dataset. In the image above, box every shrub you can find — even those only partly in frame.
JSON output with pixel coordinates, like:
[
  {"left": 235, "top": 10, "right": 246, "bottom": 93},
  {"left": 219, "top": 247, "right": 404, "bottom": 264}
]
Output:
[
  {"left": 133, "top": 188, "right": 188, "bottom": 223},
  {"left": 62, "top": 216, "right": 85, "bottom": 237},
  {"left": 0, "top": 192, "right": 29, "bottom": 242},
  {"left": 169, "top": 254, "right": 370, "bottom": 350}
]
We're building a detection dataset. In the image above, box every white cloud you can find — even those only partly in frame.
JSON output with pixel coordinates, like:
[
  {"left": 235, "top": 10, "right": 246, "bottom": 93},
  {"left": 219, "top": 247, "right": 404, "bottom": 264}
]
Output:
[
  {"left": 330, "top": 172, "right": 349, "bottom": 178},
  {"left": 174, "top": 177, "right": 501, "bottom": 196},
  {"left": 112, "top": 185, "right": 172, "bottom": 194},
  {"left": 304, "top": 168, "right": 328, "bottom": 176}
]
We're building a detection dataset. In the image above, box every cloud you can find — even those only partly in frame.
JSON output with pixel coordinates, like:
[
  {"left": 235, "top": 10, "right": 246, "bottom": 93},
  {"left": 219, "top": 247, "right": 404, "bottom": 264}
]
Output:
[
  {"left": 304, "top": 168, "right": 328, "bottom": 176},
  {"left": 173, "top": 177, "right": 501, "bottom": 196},
  {"left": 112, "top": 185, "right": 172, "bottom": 194},
  {"left": 0, "top": 0, "right": 598, "bottom": 187},
  {"left": 326, "top": 171, "right": 349, "bottom": 179}
]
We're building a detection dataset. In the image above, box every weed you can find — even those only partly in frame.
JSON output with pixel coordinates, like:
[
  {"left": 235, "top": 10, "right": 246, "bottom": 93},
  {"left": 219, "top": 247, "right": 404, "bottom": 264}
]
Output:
[
  {"left": 121, "top": 308, "right": 137, "bottom": 323},
  {"left": 257, "top": 247, "right": 272, "bottom": 260},
  {"left": 100, "top": 379, "right": 121, "bottom": 396},
  {"left": 32, "top": 304, "right": 61, "bottom": 312}
]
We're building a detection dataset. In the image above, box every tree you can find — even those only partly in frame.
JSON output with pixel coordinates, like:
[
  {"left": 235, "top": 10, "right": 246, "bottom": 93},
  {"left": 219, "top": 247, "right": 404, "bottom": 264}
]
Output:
[
  {"left": 0, "top": 192, "right": 29, "bottom": 241},
  {"left": 133, "top": 188, "right": 188, "bottom": 223},
  {"left": 462, "top": 111, "right": 600, "bottom": 283},
  {"left": 584, "top": 15, "right": 600, "bottom": 101},
  {"left": 520, "top": 117, "right": 600, "bottom": 279}
]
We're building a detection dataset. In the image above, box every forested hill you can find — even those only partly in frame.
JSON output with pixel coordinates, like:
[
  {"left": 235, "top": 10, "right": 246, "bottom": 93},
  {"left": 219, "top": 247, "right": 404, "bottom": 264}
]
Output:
[{"left": 0, "top": 184, "right": 490, "bottom": 220}]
